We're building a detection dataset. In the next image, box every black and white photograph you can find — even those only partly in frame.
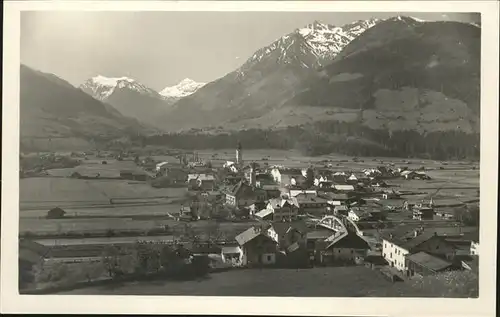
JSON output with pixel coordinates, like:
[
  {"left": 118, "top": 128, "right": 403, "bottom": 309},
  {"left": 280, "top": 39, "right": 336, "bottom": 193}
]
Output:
[{"left": 1, "top": 0, "right": 498, "bottom": 315}]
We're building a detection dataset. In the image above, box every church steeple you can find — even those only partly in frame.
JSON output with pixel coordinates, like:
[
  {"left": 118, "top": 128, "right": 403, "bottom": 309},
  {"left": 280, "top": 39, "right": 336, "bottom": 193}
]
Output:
[{"left": 236, "top": 141, "right": 243, "bottom": 166}]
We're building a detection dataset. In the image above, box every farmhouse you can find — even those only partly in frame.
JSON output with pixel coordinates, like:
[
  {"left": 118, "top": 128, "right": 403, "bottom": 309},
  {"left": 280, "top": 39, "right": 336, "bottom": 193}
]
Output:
[
  {"left": 255, "top": 208, "right": 274, "bottom": 221},
  {"left": 270, "top": 167, "right": 282, "bottom": 184},
  {"left": 155, "top": 161, "right": 169, "bottom": 173},
  {"left": 235, "top": 224, "right": 279, "bottom": 267},
  {"left": 225, "top": 181, "right": 266, "bottom": 208},
  {"left": 47, "top": 207, "right": 66, "bottom": 219},
  {"left": 412, "top": 204, "right": 434, "bottom": 220},
  {"left": 320, "top": 230, "right": 371, "bottom": 265},
  {"left": 406, "top": 251, "right": 455, "bottom": 277},
  {"left": 295, "top": 193, "right": 328, "bottom": 215},
  {"left": 381, "top": 228, "right": 457, "bottom": 274},
  {"left": 221, "top": 245, "right": 244, "bottom": 266},
  {"left": 272, "top": 221, "right": 308, "bottom": 250},
  {"left": 347, "top": 208, "right": 369, "bottom": 222},
  {"left": 187, "top": 174, "right": 216, "bottom": 191},
  {"left": 333, "top": 184, "right": 355, "bottom": 192},
  {"left": 266, "top": 197, "right": 300, "bottom": 222}
]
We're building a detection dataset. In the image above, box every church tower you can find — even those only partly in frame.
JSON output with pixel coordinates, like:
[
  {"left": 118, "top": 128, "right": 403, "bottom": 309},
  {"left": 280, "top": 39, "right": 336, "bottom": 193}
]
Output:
[{"left": 236, "top": 141, "right": 243, "bottom": 166}]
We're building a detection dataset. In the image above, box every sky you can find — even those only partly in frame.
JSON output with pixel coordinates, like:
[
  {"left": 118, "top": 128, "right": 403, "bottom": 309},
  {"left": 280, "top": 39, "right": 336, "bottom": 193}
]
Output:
[{"left": 21, "top": 11, "right": 480, "bottom": 91}]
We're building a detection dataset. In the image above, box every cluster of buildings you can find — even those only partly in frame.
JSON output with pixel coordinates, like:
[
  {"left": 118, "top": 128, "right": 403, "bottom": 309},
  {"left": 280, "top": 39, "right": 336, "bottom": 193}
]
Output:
[
  {"left": 165, "top": 143, "right": 478, "bottom": 274},
  {"left": 21, "top": 144, "right": 478, "bottom": 284}
]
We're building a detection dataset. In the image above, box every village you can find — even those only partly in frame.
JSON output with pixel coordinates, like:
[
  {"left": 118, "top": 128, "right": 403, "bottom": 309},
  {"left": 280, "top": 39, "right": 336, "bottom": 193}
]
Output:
[{"left": 18, "top": 143, "right": 480, "bottom": 294}]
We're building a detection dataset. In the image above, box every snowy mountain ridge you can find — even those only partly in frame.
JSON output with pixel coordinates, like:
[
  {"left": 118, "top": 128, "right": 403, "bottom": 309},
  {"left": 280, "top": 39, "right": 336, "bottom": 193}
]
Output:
[
  {"left": 80, "top": 75, "right": 159, "bottom": 101},
  {"left": 159, "top": 78, "right": 205, "bottom": 98}
]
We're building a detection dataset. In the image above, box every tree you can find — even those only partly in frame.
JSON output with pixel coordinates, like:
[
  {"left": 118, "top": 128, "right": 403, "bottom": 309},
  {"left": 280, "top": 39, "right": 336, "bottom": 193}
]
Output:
[
  {"left": 304, "top": 167, "right": 315, "bottom": 188},
  {"left": 102, "top": 245, "right": 121, "bottom": 278}
]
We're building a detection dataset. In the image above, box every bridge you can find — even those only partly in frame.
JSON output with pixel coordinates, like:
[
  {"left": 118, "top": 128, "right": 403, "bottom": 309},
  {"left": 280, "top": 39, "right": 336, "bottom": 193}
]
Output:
[{"left": 315, "top": 215, "right": 364, "bottom": 236}]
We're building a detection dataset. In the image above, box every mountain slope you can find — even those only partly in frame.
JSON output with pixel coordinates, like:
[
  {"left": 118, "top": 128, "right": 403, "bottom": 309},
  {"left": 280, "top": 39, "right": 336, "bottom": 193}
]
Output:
[
  {"left": 284, "top": 17, "right": 480, "bottom": 134},
  {"left": 20, "top": 65, "right": 147, "bottom": 150},
  {"left": 160, "top": 19, "right": 380, "bottom": 131},
  {"left": 80, "top": 76, "right": 172, "bottom": 129}
]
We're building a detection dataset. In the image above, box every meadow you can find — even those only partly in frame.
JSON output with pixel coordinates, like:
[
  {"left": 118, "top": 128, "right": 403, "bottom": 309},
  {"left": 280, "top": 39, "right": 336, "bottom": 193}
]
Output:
[{"left": 56, "top": 265, "right": 477, "bottom": 297}]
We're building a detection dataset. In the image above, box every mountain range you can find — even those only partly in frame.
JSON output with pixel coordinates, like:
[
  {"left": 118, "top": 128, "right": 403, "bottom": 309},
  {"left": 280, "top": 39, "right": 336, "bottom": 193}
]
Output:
[
  {"left": 79, "top": 76, "right": 204, "bottom": 129},
  {"left": 20, "top": 16, "right": 481, "bottom": 159},
  {"left": 160, "top": 16, "right": 479, "bottom": 135},
  {"left": 19, "top": 65, "right": 148, "bottom": 151}
]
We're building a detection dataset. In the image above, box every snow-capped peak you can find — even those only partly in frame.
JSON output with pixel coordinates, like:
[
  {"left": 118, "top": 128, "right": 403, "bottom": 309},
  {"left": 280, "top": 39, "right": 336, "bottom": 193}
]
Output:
[
  {"left": 80, "top": 75, "right": 157, "bottom": 101},
  {"left": 294, "top": 18, "right": 380, "bottom": 62},
  {"left": 91, "top": 75, "right": 136, "bottom": 87},
  {"left": 159, "top": 78, "right": 205, "bottom": 98}
]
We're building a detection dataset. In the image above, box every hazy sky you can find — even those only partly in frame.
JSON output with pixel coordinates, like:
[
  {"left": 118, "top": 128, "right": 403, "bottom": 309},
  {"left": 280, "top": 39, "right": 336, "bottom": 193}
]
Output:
[{"left": 21, "top": 11, "right": 480, "bottom": 90}]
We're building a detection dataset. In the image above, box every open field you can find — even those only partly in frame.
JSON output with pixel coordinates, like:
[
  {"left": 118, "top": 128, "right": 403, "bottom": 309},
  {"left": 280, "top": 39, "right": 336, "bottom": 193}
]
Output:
[{"left": 55, "top": 266, "right": 468, "bottom": 297}]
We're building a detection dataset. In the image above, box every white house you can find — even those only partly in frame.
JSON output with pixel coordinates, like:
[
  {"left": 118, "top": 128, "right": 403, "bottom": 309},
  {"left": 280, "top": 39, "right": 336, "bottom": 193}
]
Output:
[
  {"left": 221, "top": 245, "right": 244, "bottom": 266},
  {"left": 470, "top": 240, "right": 479, "bottom": 255},
  {"left": 348, "top": 208, "right": 368, "bottom": 222},
  {"left": 155, "top": 161, "right": 168, "bottom": 172},
  {"left": 314, "top": 175, "right": 328, "bottom": 187},
  {"left": 382, "top": 229, "right": 457, "bottom": 273}
]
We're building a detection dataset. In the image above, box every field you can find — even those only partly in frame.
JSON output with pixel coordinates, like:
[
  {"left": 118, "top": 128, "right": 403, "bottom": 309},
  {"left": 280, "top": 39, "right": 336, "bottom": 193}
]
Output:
[{"left": 55, "top": 266, "right": 472, "bottom": 297}]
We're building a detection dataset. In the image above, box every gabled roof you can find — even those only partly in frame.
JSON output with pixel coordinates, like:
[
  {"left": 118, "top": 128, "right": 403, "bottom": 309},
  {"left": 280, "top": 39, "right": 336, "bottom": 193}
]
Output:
[
  {"left": 295, "top": 193, "right": 328, "bottom": 203},
  {"left": 318, "top": 192, "right": 349, "bottom": 200},
  {"left": 267, "top": 197, "right": 300, "bottom": 209},
  {"left": 255, "top": 208, "right": 274, "bottom": 219},
  {"left": 272, "top": 220, "right": 309, "bottom": 237},
  {"left": 406, "top": 252, "right": 453, "bottom": 272},
  {"left": 306, "top": 229, "right": 334, "bottom": 240},
  {"left": 229, "top": 181, "right": 258, "bottom": 198},
  {"left": 235, "top": 224, "right": 276, "bottom": 246},
  {"left": 221, "top": 245, "right": 242, "bottom": 254},
  {"left": 334, "top": 184, "right": 355, "bottom": 191},
  {"left": 383, "top": 230, "right": 443, "bottom": 251},
  {"left": 461, "top": 255, "right": 478, "bottom": 273},
  {"left": 325, "top": 231, "right": 370, "bottom": 250},
  {"left": 187, "top": 173, "right": 215, "bottom": 181}
]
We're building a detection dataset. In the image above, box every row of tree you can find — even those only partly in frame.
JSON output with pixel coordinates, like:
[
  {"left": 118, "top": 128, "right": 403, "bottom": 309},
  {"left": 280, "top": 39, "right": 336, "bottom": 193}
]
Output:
[{"left": 139, "top": 122, "right": 479, "bottom": 160}]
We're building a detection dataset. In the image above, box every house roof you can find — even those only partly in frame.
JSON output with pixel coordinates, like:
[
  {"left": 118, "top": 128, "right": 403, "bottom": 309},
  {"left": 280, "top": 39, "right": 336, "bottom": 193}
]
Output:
[
  {"left": 229, "top": 181, "right": 258, "bottom": 198},
  {"left": 334, "top": 184, "right": 355, "bottom": 191},
  {"left": 280, "top": 169, "right": 302, "bottom": 176},
  {"left": 272, "top": 220, "right": 309, "bottom": 237},
  {"left": 295, "top": 193, "right": 328, "bottom": 204},
  {"left": 235, "top": 224, "right": 275, "bottom": 246},
  {"left": 461, "top": 255, "right": 479, "bottom": 273},
  {"left": 406, "top": 252, "right": 453, "bottom": 272},
  {"left": 319, "top": 192, "right": 349, "bottom": 200},
  {"left": 326, "top": 231, "right": 370, "bottom": 250},
  {"left": 255, "top": 208, "right": 274, "bottom": 219},
  {"left": 188, "top": 173, "right": 215, "bottom": 181},
  {"left": 334, "top": 205, "right": 348, "bottom": 211},
  {"left": 383, "top": 230, "right": 442, "bottom": 251},
  {"left": 306, "top": 229, "right": 334, "bottom": 240},
  {"left": 221, "top": 246, "right": 242, "bottom": 254},
  {"left": 268, "top": 197, "right": 300, "bottom": 209},
  {"left": 349, "top": 207, "right": 368, "bottom": 217},
  {"left": 289, "top": 190, "right": 317, "bottom": 197}
]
